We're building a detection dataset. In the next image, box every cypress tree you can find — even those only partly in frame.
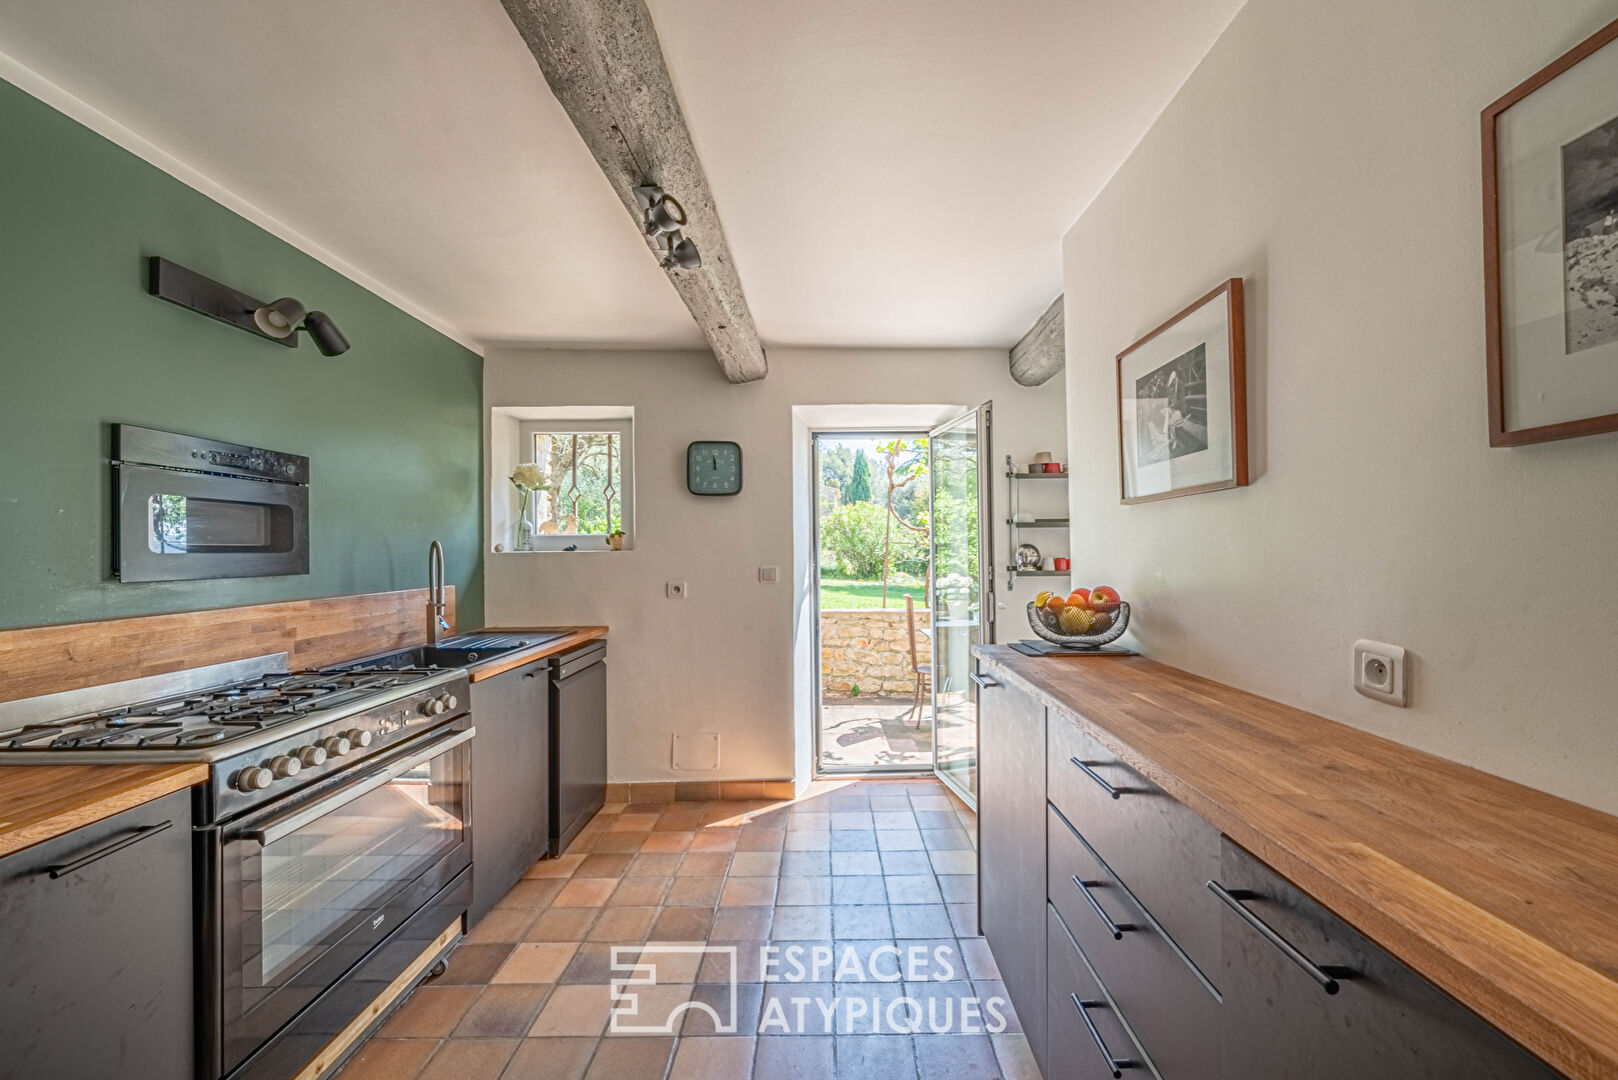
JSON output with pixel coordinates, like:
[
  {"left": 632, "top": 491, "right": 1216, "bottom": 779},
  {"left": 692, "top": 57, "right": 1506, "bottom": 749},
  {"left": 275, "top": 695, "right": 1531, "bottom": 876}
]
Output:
[{"left": 847, "top": 450, "right": 872, "bottom": 503}]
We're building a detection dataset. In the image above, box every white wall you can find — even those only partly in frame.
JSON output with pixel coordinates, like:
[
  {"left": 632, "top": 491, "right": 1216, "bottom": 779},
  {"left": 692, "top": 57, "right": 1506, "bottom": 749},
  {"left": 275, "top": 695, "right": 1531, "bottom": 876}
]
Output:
[
  {"left": 1061, "top": 0, "right": 1618, "bottom": 813},
  {"left": 484, "top": 347, "right": 1066, "bottom": 784}
]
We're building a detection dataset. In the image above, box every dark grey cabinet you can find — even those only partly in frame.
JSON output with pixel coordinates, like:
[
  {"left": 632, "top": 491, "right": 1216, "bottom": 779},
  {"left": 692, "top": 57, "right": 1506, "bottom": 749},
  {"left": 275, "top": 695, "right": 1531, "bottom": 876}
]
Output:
[
  {"left": 0, "top": 789, "right": 194, "bottom": 1080},
  {"left": 468, "top": 655, "right": 552, "bottom": 925},
  {"left": 1214, "top": 838, "right": 1561, "bottom": 1080},
  {"left": 549, "top": 641, "right": 606, "bottom": 857},
  {"left": 976, "top": 668, "right": 1049, "bottom": 1073}
]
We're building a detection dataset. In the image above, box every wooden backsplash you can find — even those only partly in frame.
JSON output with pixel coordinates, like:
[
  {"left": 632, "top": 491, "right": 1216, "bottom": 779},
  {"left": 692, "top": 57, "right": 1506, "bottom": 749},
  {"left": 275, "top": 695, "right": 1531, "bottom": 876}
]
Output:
[{"left": 0, "top": 588, "right": 456, "bottom": 704}]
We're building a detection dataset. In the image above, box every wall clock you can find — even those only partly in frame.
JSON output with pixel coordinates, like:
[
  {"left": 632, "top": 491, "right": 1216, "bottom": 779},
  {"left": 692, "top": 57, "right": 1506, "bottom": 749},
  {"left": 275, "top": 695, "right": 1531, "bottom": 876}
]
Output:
[{"left": 687, "top": 440, "right": 742, "bottom": 495}]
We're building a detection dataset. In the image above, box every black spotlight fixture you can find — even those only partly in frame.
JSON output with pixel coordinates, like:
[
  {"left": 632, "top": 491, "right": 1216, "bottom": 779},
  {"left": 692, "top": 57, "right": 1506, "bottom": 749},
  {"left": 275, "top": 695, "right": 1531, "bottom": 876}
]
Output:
[
  {"left": 634, "top": 183, "right": 702, "bottom": 271},
  {"left": 148, "top": 257, "right": 351, "bottom": 356}
]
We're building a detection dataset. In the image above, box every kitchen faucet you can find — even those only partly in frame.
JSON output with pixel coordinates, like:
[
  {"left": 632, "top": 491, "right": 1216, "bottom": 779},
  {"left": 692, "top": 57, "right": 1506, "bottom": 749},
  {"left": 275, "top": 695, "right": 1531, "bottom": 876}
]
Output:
[{"left": 427, "top": 540, "right": 448, "bottom": 646}]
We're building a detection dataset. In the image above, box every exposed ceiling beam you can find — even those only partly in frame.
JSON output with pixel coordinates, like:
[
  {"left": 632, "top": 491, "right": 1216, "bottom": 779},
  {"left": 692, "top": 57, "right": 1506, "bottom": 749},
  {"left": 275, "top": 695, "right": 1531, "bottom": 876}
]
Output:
[
  {"left": 498, "top": 0, "right": 766, "bottom": 383},
  {"left": 1009, "top": 295, "right": 1064, "bottom": 386}
]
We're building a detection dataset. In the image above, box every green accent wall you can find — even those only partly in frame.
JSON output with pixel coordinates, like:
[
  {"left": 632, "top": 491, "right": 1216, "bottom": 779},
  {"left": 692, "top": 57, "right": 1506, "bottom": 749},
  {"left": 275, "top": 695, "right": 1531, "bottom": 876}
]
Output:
[{"left": 0, "top": 77, "right": 483, "bottom": 631}]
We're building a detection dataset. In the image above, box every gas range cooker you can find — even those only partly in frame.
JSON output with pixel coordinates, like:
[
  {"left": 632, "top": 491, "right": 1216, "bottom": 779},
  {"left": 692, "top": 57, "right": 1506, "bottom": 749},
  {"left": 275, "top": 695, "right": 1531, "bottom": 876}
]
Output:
[{"left": 0, "top": 653, "right": 470, "bottom": 822}]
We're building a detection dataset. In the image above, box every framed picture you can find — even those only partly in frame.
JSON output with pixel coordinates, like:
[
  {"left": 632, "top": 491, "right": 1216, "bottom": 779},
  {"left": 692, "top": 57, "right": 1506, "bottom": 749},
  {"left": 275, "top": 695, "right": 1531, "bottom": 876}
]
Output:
[
  {"left": 1116, "top": 277, "right": 1248, "bottom": 504},
  {"left": 1483, "top": 16, "right": 1618, "bottom": 446}
]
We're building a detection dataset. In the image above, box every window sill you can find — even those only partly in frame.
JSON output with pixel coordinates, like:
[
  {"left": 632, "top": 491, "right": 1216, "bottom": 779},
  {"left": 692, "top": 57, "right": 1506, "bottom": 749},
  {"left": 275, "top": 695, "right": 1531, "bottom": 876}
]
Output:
[{"left": 490, "top": 546, "right": 633, "bottom": 554}]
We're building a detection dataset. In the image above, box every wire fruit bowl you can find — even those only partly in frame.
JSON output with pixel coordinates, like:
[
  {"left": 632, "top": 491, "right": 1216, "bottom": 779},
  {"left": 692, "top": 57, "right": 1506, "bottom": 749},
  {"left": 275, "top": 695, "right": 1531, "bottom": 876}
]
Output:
[{"left": 1026, "top": 601, "right": 1130, "bottom": 649}]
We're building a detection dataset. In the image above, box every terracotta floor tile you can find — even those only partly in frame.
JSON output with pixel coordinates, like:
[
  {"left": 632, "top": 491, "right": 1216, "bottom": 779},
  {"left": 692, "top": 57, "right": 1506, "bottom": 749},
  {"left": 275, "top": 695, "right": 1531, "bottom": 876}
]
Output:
[
  {"left": 776, "top": 876, "right": 832, "bottom": 906},
  {"left": 871, "top": 811, "right": 919, "bottom": 831},
  {"left": 709, "top": 906, "right": 773, "bottom": 941},
  {"left": 628, "top": 944, "right": 705, "bottom": 983},
  {"left": 937, "top": 875, "right": 977, "bottom": 903},
  {"left": 833, "top": 905, "right": 893, "bottom": 939},
  {"left": 718, "top": 876, "right": 778, "bottom": 908},
  {"left": 604, "top": 982, "right": 693, "bottom": 1036},
  {"left": 526, "top": 853, "right": 586, "bottom": 878},
  {"left": 754, "top": 1035, "right": 834, "bottom": 1078},
  {"left": 782, "top": 830, "right": 831, "bottom": 852},
  {"left": 780, "top": 850, "right": 831, "bottom": 876},
  {"left": 991, "top": 1032, "right": 1040, "bottom": 1080},
  {"left": 831, "top": 876, "right": 887, "bottom": 906},
  {"left": 493, "top": 941, "right": 580, "bottom": 984},
  {"left": 689, "top": 826, "right": 740, "bottom": 852},
  {"left": 655, "top": 808, "right": 707, "bottom": 830},
  {"left": 959, "top": 938, "right": 1000, "bottom": 980},
  {"left": 669, "top": 1035, "right": 756, "bottom": 1079},
  {"left": 529, "top": 983, "right": 615, "bottom": 1037},
  {"left": 910, "top": 796, "right": 953, "bottom": 812},
  {"left": 415, "top": 1036, "right": 519, "bottom": 1080},
  {"left": 624, "top": 802, "right": 667, "bottom": 814},
  {"left": 734, "top": 826, "right": 786, "bottom": 852},
  {"left": 665, "top": 876, "right": 724, "bottom": 907},
  {"left": 836, "top": 1034, "right": 919, "bottom": 1079},
  {"left": 875, "top": 830, "right": 925, "bottom": 851},
  {"left": 830, "top": 831, "right": 877, "bottom": 852},
  {"left": 526, "top": 907, "right": 601, "bottom": 942},
  {"left": 582, "top": 1035, "right": 675, "bottom": 1079},
  {"left": 885, "top": 875, "right": 944, "bottom": 905},
  {"left": 771, "top": 905, "right": 832, "bottom": 940},
  {"left": 680, "top": 982, "right": 764, "bottom": 1037},
  {"left": 640, "top": 831, "right": 694, "bottom": 853},
  {"left": 650, "top": 905, "right": 714, "bottom": 941},
  {"left": 831, "top": 852, "right": 883, "bottom": 876},
  {"left": 831, "top": 811, "right": 874, "bottom": 830},
  {"left": 868, "top": 796, "right": 913, "bottom": 812},
  {"left": 921, "top": 829, "right": 973, "bottom": 852},
  {"left": 465, "top": 907, "right": 537, "bottom": 944},
  {"left": 436, "top": 943, "right": 516, "bottom": 984},
  {"left": 554, "top": 877, "right": 620, "bottom": 907},
  {"left": 500, "top": 1037, "right": 597, "bottom": 1080},
  {"left": 889, "top": 904, "right": 953, "bottom": 939},
  {"left": 912, "top": 810, "right": 957, "bottom": 831},
  {"left": 677, "top": 852, "right": 732, "bottom": 877},
  {"left": 626, "top": 853, "right": 683, "bottom": 877},
  {"left": 453, "top": 985, "right": 550, "bottom": 1037},
  {"left": 878, "top": 851, "right": 932, "bottom": 876},
  {"left": 579, "top": 853, "right": 634, "bottom": 877},
  {"left": 728, "top": 851, "right": 783, "bottom": 877},
  {"left": 610, "top": 876, "right": 672, "bottom": 907},
  {"left": 911, "top": 1032, "right": 999, "bottom": 1079},
  {"left": 588, "top": 906, "right": 659, "bottom": 943},
  {"left": 563, "top": 942, "right": 640, "bottom": 984},
  {"left": 946, "top": 902, "right": 979, "bottom": 937},
  {"left": 497, "top": 878, "right": 566, "bottom": 909},
  {"left": 379, "top": 984, "right": 480, "bottom": 1037},
  {"left": 334, "top": 1036, "right": 436, "bottom": 1080},
  {"left": 787, "top": 812, "right": 830, "bottom": 832},
  {"left": 611, "top": 813, "right": 661, "bottom": 832},
  {"left": 592, "top": 832, "right": 651, "bottom": 854}
]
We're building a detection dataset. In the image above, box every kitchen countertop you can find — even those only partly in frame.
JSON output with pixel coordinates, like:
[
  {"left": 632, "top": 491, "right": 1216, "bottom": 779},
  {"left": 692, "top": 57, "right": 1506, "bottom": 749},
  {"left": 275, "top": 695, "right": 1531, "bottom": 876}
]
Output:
[
  {"left": 0, "top": 762, "right": 208, "bottom": 859},
  {"left": 462, "top": 627, "right": 608, "bottom": 682},
  {"left": 975, "top": 645, "right": 1618, "bottom": 1080}
]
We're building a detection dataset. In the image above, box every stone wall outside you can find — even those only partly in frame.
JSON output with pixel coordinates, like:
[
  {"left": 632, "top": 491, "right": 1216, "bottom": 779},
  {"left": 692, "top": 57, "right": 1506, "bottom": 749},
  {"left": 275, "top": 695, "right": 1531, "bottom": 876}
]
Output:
[{"left": 821, "top": 608, "right": 931, "bottom": 698}]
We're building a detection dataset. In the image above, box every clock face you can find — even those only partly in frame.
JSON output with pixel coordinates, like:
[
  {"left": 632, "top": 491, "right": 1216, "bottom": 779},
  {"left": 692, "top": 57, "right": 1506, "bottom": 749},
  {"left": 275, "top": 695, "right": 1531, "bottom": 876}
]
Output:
[{"left": 687, "top": 440, "right": 742, "bottom": 495}]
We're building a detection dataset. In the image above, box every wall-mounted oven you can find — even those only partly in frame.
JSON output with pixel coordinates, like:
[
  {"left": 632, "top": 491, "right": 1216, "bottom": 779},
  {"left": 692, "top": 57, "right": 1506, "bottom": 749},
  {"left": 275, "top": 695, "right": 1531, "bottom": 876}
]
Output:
[{"left": 113, "top": 424, "right": 310, "bottom": 582}]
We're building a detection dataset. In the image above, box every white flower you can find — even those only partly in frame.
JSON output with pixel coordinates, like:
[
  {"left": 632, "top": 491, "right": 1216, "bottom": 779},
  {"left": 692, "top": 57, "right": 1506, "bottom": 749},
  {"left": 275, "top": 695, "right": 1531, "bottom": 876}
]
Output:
[{"left": 510, "top": 463, "right": 547, "bottom": 491}]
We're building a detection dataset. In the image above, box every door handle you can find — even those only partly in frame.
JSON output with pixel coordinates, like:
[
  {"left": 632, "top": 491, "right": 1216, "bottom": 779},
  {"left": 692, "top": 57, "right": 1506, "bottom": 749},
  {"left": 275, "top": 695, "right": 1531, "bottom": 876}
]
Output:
[
  {"left": 1068, "top": 757, "right": 1123, "bottom": 800},
  {"left": 48, "top": 821, "right": 173, "bottom": 879},
  {"left": 1073, "top": 876, "right": 1137, "bottom": 939},
  {"left": 968, "top": 671, "right": 998, "bottom": 689},
  {"left": 1207, "top": 880, "right": 1352, "bottom": 994},
  {"left": 1071, "top": 994, "right": 1138, "bottom": 1077}
]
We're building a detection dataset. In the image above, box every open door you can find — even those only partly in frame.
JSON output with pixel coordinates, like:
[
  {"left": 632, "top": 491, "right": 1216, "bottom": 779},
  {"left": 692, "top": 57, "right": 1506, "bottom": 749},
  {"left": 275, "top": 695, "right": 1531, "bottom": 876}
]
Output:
[{"left": 928, "top": 403, "right": 992, "bottom": 807}]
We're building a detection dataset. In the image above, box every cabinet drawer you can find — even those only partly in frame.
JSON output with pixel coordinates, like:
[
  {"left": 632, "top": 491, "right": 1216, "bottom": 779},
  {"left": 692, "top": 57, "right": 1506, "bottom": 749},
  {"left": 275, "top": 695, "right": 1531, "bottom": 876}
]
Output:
[
  {"left": 1048, "top": 805, "right": 1221, "bottom": 1078},
  {"left": 1047, "top": 711, "right": 1219, "bottom": 975},
  {"left": 1216, "top": 839, "right": 1563, "bottom": 1080},
  {"left": 1047, "top": 903, "right": 1156, "bottom": 1080}
]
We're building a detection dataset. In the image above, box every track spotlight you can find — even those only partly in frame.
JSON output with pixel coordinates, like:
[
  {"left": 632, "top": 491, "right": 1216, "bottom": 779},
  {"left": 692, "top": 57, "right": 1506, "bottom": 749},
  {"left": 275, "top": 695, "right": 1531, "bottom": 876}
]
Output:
[
  {"left": 252, "top": 297, "right": 307, "bottom": 339},
  {"left": 663, "top": 235, "right": 702, "bottom": 270},
  {"left": 303, "top": 311, "right": 351, "bottom": 356}
]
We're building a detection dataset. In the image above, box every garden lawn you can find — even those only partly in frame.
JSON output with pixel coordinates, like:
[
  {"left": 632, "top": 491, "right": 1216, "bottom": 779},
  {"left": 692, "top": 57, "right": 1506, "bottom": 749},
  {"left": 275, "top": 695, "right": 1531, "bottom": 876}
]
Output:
[{"left": 819, "top": 575, "right": 928, "bottom": 610}]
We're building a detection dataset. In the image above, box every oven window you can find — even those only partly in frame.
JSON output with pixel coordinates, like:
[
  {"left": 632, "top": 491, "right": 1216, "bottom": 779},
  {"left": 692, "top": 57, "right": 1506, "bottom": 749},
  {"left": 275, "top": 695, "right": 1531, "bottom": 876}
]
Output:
[
  {"left": 147, "top": 494, "right": 294, "bottom": 555},
  {"left": 245, "top": 754, "right": 466, "bottom": 986}
]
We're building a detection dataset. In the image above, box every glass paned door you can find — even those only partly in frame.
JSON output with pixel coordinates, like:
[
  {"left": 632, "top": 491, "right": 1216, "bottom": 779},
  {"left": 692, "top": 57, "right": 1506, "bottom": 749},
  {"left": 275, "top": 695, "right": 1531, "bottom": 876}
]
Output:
[{"left": 929, "top": 404, "right": 992, "bottom": 807}]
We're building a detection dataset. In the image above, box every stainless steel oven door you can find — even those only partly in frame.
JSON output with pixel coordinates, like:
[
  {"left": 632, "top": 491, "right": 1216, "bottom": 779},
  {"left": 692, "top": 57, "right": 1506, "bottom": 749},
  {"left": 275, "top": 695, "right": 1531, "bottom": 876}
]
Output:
[
  {"left": 114, "top": 462, "right": 309, "bottom": 582},
  {"left": 214, "top": 724, "right": 473, "bottom": 1076}
]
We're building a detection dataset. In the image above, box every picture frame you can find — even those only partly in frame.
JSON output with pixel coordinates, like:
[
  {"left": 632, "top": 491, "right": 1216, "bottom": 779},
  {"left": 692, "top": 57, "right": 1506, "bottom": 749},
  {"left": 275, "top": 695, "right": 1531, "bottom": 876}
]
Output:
[
  {"left": 1482, "top": 15, "right": 1618, "bottom": 446},
  {"left": 1116, "top": 277, "right": 1248, "bottom": 504}
]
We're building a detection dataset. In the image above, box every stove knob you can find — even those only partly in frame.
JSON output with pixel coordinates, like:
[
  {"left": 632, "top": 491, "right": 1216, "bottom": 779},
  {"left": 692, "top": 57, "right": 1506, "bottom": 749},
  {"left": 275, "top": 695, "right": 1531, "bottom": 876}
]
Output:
[
  {"left": 236, "top": 766, "right": 273, "bottom": 792},
  {"left": 342, "top": 728, "right": 374, "bottom": 748},
  {"left": 439, "top": 693, "right": 459, "bottom": 712},
  {"left": 296, "top": 745, "right": 328, "bottom": 767},
  {"left": 269, "top": 755, "right": 301, "bottom": 779},
  {"left": 421, "top": 697, "right": 446, "bottom": 716},
  {"left": 320, "top": 735, "right": 353, "bottom": 757}
]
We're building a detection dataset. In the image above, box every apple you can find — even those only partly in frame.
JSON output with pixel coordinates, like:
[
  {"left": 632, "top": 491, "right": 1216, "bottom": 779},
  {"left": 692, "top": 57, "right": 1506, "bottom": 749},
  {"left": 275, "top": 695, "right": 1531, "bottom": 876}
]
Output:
[
  {"left": 1066, "top": 588, "right": 1092, "bottom": 610},
  {"left": 1089, "top": 585, "right": 1121, "bottom": 613}
]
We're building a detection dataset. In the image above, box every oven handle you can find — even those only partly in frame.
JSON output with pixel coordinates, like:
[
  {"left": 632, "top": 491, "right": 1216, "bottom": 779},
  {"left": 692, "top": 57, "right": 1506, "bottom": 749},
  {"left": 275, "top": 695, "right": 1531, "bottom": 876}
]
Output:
[{"left": 245, "top": 725, "right": 476, "bottom": 847}]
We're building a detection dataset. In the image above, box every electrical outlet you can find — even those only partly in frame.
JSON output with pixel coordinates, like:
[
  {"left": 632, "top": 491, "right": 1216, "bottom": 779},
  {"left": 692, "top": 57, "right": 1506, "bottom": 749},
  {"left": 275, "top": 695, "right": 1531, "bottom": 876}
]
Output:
[
  {"left": 666, "top": 580, "right": 687, "bottom": 599},
  {"left": 759, "top": 566, "right": 779, "bottom": 584},
  {"left": 672, "top": 732, "right": 720, "bottom": 770},
  {"left": 1353, "top": 639, "right": 1407, "bottom": 706}
]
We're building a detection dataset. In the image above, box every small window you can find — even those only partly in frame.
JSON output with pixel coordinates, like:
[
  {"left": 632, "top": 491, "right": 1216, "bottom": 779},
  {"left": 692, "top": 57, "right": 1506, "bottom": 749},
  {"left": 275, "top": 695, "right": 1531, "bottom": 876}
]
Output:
[{"left": 517, "top": 418, "right": 635, "bottom": 550}]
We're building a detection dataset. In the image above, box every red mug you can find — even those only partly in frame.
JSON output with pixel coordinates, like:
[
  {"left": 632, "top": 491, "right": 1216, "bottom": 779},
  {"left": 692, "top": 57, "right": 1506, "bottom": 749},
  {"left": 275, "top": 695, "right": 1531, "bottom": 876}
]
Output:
[
  {"left": 1052, "top": 557, "right": 1070, "bottom": 571},
  {"left": 1042, "top": 462, "right": 1063, "bottom": 473}
]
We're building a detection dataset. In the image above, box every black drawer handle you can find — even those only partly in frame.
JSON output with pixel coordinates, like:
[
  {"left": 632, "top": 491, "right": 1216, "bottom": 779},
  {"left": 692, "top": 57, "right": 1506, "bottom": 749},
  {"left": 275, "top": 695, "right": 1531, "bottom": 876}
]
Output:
[
  {"left": 1070, "top": 993, "right": 1138, "bottom": 1077},
  {"left": 968, "top": 671, "right": 999, "bottom": 690},
  {"left": 1069, "top": 757, "right": 1122, "bottom": 799},
  {"left": 1073, "top": 876, "right": 1137, "bottom": 939},
  {"left": 47, "top": 820, "right": 173, "bottom": 879},
  {"left": 1207, "top": 880, "right": 1352, "bottom": 995}
]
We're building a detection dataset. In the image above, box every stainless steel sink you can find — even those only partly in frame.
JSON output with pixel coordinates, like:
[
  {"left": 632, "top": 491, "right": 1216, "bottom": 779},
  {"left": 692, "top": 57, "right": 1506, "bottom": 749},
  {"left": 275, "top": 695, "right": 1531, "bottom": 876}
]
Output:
[{"left": 357, "top": 632, "right": 568, "bottom": 671}]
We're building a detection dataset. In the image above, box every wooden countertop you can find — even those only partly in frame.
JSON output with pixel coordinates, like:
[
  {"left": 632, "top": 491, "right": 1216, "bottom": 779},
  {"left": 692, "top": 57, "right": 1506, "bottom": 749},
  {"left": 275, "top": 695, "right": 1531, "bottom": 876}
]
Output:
[
  {"left": 975, "top": 646, "right": 1618, "bottom": 1080},
  {"left": 0, "top": 763, "right": 207, "bottom": 859},
  {"left": 463, "top": 627, "right": 607, "bottom": 682}
]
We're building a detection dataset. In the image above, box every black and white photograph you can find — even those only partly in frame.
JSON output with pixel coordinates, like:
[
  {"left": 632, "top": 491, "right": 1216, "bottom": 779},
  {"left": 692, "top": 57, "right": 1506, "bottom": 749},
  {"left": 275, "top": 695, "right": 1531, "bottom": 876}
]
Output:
[
  {"left": 1134, "top": 342, "right": 1209, "bottom": 464},
  {"left": 1562, "top": 111, "right": 1618, "bottom": 353}
]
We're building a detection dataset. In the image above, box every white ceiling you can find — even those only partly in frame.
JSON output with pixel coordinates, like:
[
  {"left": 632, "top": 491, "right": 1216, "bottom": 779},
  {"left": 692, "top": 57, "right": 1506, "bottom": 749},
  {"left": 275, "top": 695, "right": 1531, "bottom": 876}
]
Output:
[{"left": 0, "top": 0, "right": 1242, "bottom": 354}]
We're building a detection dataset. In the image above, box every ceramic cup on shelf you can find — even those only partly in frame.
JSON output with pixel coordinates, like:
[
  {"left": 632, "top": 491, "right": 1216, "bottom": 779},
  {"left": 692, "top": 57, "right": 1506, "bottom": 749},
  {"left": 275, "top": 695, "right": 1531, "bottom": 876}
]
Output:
[
  {"left": 1052, "top": 557, "right": 1070, "bottom": 571},
  {"left": 1042, "top": 462, "right": 1063, "bottom": 473},
  {"left": 1034, "top": 450, "right": 1053, "bottom": 463}
]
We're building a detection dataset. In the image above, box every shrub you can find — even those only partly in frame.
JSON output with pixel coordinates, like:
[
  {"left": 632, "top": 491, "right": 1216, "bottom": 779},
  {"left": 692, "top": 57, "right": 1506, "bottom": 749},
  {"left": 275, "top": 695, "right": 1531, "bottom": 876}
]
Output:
[{"left": 820, "top": 502, "right": 927, "bottom": 580}]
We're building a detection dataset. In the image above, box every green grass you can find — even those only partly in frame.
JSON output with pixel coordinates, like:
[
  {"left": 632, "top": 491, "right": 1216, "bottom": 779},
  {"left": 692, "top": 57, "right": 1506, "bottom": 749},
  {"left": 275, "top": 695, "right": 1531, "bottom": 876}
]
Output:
[{"left": 819, "top": 574, "right": 928, "bottom": 610}]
